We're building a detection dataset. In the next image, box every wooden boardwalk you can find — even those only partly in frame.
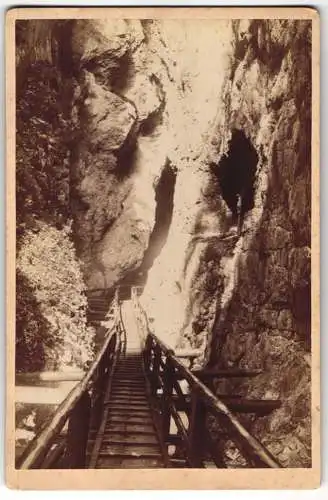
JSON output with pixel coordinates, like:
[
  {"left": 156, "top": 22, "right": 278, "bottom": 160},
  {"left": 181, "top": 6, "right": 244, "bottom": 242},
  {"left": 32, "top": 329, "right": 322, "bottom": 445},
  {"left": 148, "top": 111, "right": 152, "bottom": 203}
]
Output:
[
  {"left": 17, "top": 287, "right": 283, "bottom": 470},
  {"left": 88, "top": 350, "right": 165, "bottom": 468},
  {"left": 87, "top": 299, "right": 165, "bottom": 468}
]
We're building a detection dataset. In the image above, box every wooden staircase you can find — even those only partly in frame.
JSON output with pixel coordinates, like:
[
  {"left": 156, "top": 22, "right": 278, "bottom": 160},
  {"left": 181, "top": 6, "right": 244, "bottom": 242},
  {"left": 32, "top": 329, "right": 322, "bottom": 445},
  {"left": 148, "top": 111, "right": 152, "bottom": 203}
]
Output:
[
  {"left": 18, "top": 288, "right": 282, "bottom": 471},
  {"left": 88, "top": 350, "right": 165, "bottom": 468}
]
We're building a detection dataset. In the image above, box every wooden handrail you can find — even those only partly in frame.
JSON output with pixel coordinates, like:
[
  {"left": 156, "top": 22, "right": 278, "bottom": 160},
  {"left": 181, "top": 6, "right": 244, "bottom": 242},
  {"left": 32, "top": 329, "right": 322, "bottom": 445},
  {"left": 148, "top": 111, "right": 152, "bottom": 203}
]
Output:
[
  {"left": 131, "top": 289, "right": 282, "bottom": 469},
  {"left": 18, "top": 325, "right": 119, "bottom": 469},
  {"left": 151, "top": 333, "right": 281, "bottom": 467}
]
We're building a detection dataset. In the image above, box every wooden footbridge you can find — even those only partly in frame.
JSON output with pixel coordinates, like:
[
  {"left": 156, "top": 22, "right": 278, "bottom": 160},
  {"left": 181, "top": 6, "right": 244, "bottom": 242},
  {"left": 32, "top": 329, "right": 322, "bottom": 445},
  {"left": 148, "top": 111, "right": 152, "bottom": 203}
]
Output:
[{"left": 17, "top": 287, "right": 282, "bottom": 469}]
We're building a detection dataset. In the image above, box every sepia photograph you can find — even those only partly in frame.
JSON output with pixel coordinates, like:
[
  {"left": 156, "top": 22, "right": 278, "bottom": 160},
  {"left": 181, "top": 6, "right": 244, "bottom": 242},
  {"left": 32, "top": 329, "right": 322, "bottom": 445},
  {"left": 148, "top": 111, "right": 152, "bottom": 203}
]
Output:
[{"left": 6, "top": 6, "right": 320, "bottom": 489}]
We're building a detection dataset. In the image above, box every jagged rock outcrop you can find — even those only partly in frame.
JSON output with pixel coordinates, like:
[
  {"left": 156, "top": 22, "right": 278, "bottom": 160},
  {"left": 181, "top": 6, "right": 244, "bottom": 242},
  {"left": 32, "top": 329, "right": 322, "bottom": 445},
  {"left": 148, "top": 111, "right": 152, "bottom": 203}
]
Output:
[
  {"left": 69, "top": 20, "right": 170, "bottom": 288},
  {"left": 177, "top": 20, "right": 312, "bottom": 468}
]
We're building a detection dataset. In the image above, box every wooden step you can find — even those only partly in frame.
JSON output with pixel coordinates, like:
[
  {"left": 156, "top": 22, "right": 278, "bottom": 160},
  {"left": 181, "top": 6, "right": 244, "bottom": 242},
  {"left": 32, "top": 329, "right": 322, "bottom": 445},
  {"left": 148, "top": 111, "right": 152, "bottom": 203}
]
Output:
[
  {"left": 111, "top": 386, "right": 145, "bottom": 392},
  {"left": 111, "top": 388, "right": 147, "bottom": 395},
  {"left": 113, "top": 379, "right": 146, "bottom": 389},
  {"left": 110, "top": 393, "right": 147, "bottom": 399},
  {"left": 100, "top": 433, "right": 158, "bottom": 444},
  {"left": 169, "top": 458, "right": 187, "bottom": 468},
  {"left": 108, "top": 398, "right": 148, "bottom": 405},
  {"left": 112, "top": 382, "right": 145, "bottom": 388},
  {"left": 118, "top": 360, "right": 142, "bottom": 364},
  {"left": 89, "top": 425, "right": 156, "bottom": 438},
  {"left": 116, "top": 365, "right": 142, "bottom": 370},
  {"left": 100, "top": 438, "right": 159, "bottom": 448},
  {"left": 106, "top": 406, "right": 150, "bottom": 414},
  {"left": 106, "top": 415, "right": 153, "bottom": 425},
  {"left": 104, "top": 423, "right": 156, "bottom": 434},
  {"left": 109, "top": 398, "right": 148, "bottom": 405},
  {"left": 97, "top": 445, "right": 161, "bottom": 457},
  {"left": 96, "top": 456, "right": 164, "bottom": 468},
  {"left": 104, "top": 427, "right": 155, "bottom": 436}
]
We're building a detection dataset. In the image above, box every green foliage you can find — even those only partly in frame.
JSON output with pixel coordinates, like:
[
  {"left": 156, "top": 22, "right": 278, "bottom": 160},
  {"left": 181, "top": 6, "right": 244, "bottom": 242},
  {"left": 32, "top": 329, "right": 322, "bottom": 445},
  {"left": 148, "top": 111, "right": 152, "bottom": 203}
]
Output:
[
  {"left": 16, "top": 269, "right": 54, "bottom": 373},
  {"left": 15, "top": 29, "right": 90, "bottom": 373},
  {"left": 16, "top": 60, "right": 77, "bottom": 244},
  {"left": 17, "top": 222, "right": 94, "bottom": 371}
]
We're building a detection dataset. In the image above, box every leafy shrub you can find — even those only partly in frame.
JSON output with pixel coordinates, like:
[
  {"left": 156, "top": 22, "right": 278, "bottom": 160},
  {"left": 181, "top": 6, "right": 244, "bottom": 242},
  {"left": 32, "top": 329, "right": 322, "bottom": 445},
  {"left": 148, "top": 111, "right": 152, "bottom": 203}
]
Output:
[
  {"left": 16, "top": 221, "right": 95, "bottom": 371},
  {"left": 16, "top": 59, "right": 77, "bottom": 245},
  {"left": 16, "top": 269, "right": 54, "bottom": 373}
]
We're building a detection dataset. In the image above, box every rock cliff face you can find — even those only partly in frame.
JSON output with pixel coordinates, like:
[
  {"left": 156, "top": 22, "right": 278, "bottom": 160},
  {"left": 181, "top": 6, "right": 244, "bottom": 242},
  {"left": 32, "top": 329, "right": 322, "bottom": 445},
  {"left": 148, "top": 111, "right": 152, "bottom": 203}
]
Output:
[
  {"left": 170, "top": 20, "right": 312, "bottom": 467},
  {"left": 16, "top": 18, "right": 312, "bottom": 467},
  {"left": 68, "top": 19, "right": 234, "bottom": 293}
]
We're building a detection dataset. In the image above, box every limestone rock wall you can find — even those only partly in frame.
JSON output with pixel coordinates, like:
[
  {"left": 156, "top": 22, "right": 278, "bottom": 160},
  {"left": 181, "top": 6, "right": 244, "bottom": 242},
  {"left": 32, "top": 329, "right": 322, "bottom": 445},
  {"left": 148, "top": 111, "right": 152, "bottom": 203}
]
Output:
[
  {"left": 185, "top": 20, "right": 312, "bottom": 468},
  {"left": 70, "top": 20, "right": 168, "bottom": 288}
]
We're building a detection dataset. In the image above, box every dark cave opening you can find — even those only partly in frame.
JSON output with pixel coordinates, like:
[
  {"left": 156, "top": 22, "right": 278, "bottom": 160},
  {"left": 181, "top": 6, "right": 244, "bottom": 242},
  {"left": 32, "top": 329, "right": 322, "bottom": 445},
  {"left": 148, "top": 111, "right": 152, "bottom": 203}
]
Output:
[
  {"left": 212, "top": 129, "right": 258, "bottom": 220},
  {"left": 120, "top": 160, "right": 177, "bottom": 289}
]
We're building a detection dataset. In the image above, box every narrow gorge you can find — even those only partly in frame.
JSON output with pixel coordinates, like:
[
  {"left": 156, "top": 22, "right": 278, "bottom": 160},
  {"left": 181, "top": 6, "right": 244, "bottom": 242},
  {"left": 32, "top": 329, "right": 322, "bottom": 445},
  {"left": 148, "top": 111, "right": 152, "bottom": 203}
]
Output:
[{"left": 16, "top": 18, "right": 312, "bottom": 468}]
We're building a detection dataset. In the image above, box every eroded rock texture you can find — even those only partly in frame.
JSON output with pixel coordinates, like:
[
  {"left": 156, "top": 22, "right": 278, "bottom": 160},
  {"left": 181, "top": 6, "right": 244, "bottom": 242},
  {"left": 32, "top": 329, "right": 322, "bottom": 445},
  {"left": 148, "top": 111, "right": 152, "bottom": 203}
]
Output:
[
  {"left": 184, "top": 20, "right": 312, "bottom": 467},
  {"left": 70, "top": 20, "right": 169, "bottom": 288}
]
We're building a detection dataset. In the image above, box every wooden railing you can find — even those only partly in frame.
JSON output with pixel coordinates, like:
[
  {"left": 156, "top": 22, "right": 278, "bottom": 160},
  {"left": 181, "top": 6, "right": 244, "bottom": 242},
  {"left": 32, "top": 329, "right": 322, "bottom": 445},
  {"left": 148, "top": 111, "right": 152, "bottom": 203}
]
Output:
[
  {"left": 17, "top": 297, "right": 123, "bottom": 470},
  {"left": 132, "top": 291, "right": 282, "bottom": 468}
]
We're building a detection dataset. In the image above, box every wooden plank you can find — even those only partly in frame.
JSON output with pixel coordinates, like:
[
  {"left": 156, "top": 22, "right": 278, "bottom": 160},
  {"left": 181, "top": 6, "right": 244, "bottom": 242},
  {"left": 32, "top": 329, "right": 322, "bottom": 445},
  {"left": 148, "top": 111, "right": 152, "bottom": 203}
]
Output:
[
  {"left": 97, "top": 446, "right": 161, "bottom": 457},
  {"left": 106, "top": 405, "right": 150, "bottom": 413},
  {"left": 101, "top": 427, "right": 156, "bottom": 436},
  {"left": 219, "top": 398, "right": 282, "bottom": 414},
  {"left": 175, "top": 349, "right": 203, "bottom": 359},
  {"left": 204, "top": 428, "right": 227, "bottom": 468},
  {"left": 188, "top": 394, "right": 206, "bottom": 467},
  {"left": 107, "top": 400, "right": 148, "bottom": 408},
  {"left": 169, "top": 458, "right": 187, "bottom": 468},
  {"left": 192, "top": 368, "right": 263, "bottom": 379},
  {"left": 109, "top": 396, "right": 148, "bottom": 403},
  {"left": 148, "top": 332, "right": 282, "bottom": 469},
  {"left": 18, "top": 328, "right": 118, "bottom": 469},
  {"left": 16, "top": 370, "right": 84, "bottom": 384},
  {"left": 162, "top": 359, "right": 175, "bottom": 440},
  {"left": 110, "top": 392, "right": 147, "bottom": 399},
  {"left": 65, "top": 390, "right": 91, "bottom": 468},
  {"left": 96, "top": 457, "right": 163, "bottom": 468},
  {"left": 88, "top": 330, "right": 121, "bottom": 469},
  {"left": 111, "top": 388, "right": 147, "bottom": 394},
  {"left": 169, "top": 402, "right": 191, "bottom": 457},
  {"left": 107, "top": 415, "right": 153, "bottom": 425},
  {"left": 104, "top": 423, "right": 155, "bottom": 434},
  {"left": 41, "top": 439, "right": 66, "bottom": 469},
  {"left": 97, "top": 434, "right": 158, "bottom": 445}
]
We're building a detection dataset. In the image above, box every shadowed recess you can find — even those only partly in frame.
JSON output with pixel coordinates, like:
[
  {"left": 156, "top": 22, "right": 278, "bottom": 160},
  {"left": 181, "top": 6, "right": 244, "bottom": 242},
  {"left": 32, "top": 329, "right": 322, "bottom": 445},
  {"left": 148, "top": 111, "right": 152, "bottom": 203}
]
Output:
[
  {"left": 120, "top": 160, "right": 177, "bottom": 289},
  {"left": 212, "top": 129, "right": 258, "bottom": 218}
]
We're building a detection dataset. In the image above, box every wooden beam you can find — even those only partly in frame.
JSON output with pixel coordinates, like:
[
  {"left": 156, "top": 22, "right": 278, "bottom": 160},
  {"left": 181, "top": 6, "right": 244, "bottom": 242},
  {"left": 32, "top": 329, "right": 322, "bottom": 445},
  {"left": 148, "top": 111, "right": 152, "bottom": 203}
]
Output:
[
  {"left": 169, "top": 394, "right": 281, "bottom": 415},
  {"left": 219, "top": 398, "right": 281, "bottom": 415},
  {"left": 192, "top": 368, "right": 263, "bottom": 379},
  {"left": 16, "top": 370, "right": 84, "bottom": 384},
  {"left": 175, "top": 349, "right": 203, "bottom": 359},
  {"left": 18, "top": 328, "right": 118, "bottom": 469},
  {"left": 148, "top": 332, "right": 282, "bottom": 468}
]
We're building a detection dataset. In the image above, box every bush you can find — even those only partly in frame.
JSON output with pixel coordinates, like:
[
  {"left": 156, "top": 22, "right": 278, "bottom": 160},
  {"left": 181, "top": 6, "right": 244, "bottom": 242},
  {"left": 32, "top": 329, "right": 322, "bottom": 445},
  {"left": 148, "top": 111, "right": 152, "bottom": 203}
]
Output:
[
  {"left": 16, "top": 221, "right": 95, "bottom": 371},
  {"left": 16, "top": 269, "right": 53, "bottom": 373}
]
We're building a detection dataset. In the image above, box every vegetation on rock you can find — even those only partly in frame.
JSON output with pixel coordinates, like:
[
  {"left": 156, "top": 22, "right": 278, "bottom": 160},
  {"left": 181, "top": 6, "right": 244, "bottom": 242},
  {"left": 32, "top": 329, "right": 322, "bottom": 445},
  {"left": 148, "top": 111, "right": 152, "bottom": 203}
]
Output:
[
  {"left": 16, "top": 21, "right": 94, "bottom": 373},
  {"left": 17, "top": 222, "right": 94, "bottom": 371}
]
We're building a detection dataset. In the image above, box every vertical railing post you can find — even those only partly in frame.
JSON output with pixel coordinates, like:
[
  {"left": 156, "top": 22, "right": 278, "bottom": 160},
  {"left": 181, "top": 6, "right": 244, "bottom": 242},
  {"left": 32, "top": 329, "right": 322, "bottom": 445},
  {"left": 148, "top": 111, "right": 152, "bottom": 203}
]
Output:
[
  {"left": 144, "top": 335, "right": 152, "bottom": 378},
  {"left": 93, "top": 339, "right": 111, "bottom": 428},
  {"left": 152, "top": 344, "right": 161, "bottom": 398},
  {"left": 65, "top": 390, "right": 91, "bottom": 468},
  {"left": 162, "top": 355, "right": 174, "bottom": 443},
  {"left": 188, "top": 393, "right": 206, "bottom": 467}
]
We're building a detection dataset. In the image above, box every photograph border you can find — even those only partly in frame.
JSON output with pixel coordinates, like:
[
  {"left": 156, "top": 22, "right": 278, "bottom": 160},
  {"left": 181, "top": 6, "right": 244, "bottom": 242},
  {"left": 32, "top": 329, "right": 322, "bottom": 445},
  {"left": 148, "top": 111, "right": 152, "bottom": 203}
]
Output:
[{"left": 6, "top": 5, "right": 320, "bottom": 490}]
